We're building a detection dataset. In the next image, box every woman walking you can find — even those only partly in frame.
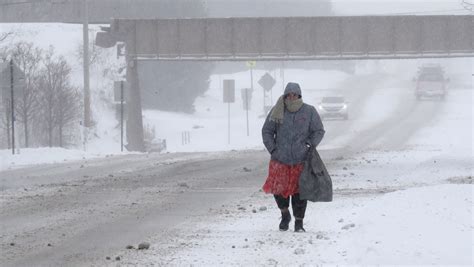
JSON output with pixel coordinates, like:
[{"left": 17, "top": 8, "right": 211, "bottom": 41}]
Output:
[{"left": 262, "top": 82, "right": 325, "bottom": 232}]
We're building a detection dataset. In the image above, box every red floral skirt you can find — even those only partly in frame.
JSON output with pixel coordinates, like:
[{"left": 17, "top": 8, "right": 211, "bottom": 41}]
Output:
[{"left": 262, "top": 160, "right": 304, "bottom": 198}]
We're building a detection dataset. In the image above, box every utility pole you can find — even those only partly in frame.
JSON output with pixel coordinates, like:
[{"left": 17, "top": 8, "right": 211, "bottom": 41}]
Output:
[
  {"left": 120, "top": 81, "right": 124, "bottom": 152},
  {"left": 245, "top": 88, "right": 249, "bottom": 136},
  {"left": 83, "top": 0, "right": 91, "bottom": 128},
  {"left": 281, "top": 61, "right": 285, "bottom": 92},
  {"left": 10, "top": 59, "right": 15, "bottom": 155}
]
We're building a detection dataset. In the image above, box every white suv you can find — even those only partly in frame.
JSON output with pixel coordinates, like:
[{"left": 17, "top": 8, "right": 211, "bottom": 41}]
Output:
[
  {"left": 414, "top": 64, "right": 448, "bottom": 100},
  {"left": 317, "top": 96, "right": 348, "bottom": 120}
]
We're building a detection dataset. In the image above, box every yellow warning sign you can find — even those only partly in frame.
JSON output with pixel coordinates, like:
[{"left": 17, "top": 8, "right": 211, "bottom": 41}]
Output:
[{"left": 246, "top": 61, "right": 256, "bottom": 68}]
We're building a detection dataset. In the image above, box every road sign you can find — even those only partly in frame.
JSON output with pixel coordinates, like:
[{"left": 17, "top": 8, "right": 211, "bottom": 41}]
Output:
[
  {"left": 246, "top": 61, "right": 256, "bottom": 68},
  {"left": 258, "top": 72, "right": 276, "bottom": 92},
  {"left": 223, "top": 79, "right": 235, "bottom": 103}
]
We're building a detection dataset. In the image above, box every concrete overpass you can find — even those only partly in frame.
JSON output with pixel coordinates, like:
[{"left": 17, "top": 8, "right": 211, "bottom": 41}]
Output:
[{"left": 99, "top": 16, "right": 473, "bottom": 60}]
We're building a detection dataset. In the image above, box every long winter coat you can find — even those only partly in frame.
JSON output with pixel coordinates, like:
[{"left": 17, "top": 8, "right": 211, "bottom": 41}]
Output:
[{"left": 262, "top": 104, "right": 325, "bottom": 165}]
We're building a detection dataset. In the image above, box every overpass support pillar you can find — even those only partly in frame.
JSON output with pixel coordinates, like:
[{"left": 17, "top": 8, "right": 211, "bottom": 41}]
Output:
[{"left": 125, "top": 24, "right": 145, "bottom": 152}]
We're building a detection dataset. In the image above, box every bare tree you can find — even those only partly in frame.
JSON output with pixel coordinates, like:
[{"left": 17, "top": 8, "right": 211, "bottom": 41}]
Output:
[
  {"left": 37, "top": 49, "right": 66, "bottom": 147},
  {"left": 37, "top": 78, "right": 55, "bottom": 146},
  {"left": 55, "top": 84, "right": 81, "bottom": 147},
  {"left": 0, "top": 46, "right": 8, "bottom": 61},
  {"left": 461, "top": 0, "right": 473, "bottom": 11},
  {"left": 0, "top": 31, "right": 16, "bottom": 60},
  {"left": 0, "top": 31, "right": 14, "bottom": 43},
  {"left": 37, "top": 48, "right": 81, "bottom": 148},
  {"left": 10, "top": 41, "right": 43, "bottom": 147}
]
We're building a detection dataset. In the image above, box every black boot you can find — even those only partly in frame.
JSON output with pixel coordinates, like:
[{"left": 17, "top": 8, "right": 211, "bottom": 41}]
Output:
[
  {"left": 279, "top": 211, "right": 291, "bottom": 231},
  {"left": 294, "top": 219, "right": 305, "bottom": 232}
]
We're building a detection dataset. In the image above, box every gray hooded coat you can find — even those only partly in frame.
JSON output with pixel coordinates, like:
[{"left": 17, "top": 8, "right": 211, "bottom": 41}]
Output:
[{"left": 262, "top": 83, "right": 325, "bottom": 165}]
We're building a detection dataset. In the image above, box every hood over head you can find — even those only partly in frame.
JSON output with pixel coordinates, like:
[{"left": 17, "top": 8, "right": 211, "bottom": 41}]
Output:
[{"left": 284, "top": 82, "right": 302, "bottom": 97}]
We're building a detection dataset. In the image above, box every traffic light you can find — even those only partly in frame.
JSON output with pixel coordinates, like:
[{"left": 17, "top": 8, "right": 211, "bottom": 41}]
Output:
[{"left": 95, "top": 26, "right": 117, "bottom": 48}]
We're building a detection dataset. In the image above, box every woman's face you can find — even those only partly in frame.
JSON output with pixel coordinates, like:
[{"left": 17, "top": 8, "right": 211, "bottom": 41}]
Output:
[{"left": 285, "top": 93, "right": 299, "bottom": 100}]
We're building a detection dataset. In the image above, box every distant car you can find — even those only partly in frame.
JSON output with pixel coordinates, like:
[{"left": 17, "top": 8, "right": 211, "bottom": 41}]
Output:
[
  {"left": 317, "top": 96, "right": 348, "bottom": 120},
  {"left": 414, "top": 64, "right": 449, "bottom": 100}
]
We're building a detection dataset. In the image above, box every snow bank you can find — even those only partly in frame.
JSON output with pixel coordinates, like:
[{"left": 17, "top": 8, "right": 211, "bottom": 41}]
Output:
[{"left": 344, "top": 184, "right": 472, "bottom": 265}]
